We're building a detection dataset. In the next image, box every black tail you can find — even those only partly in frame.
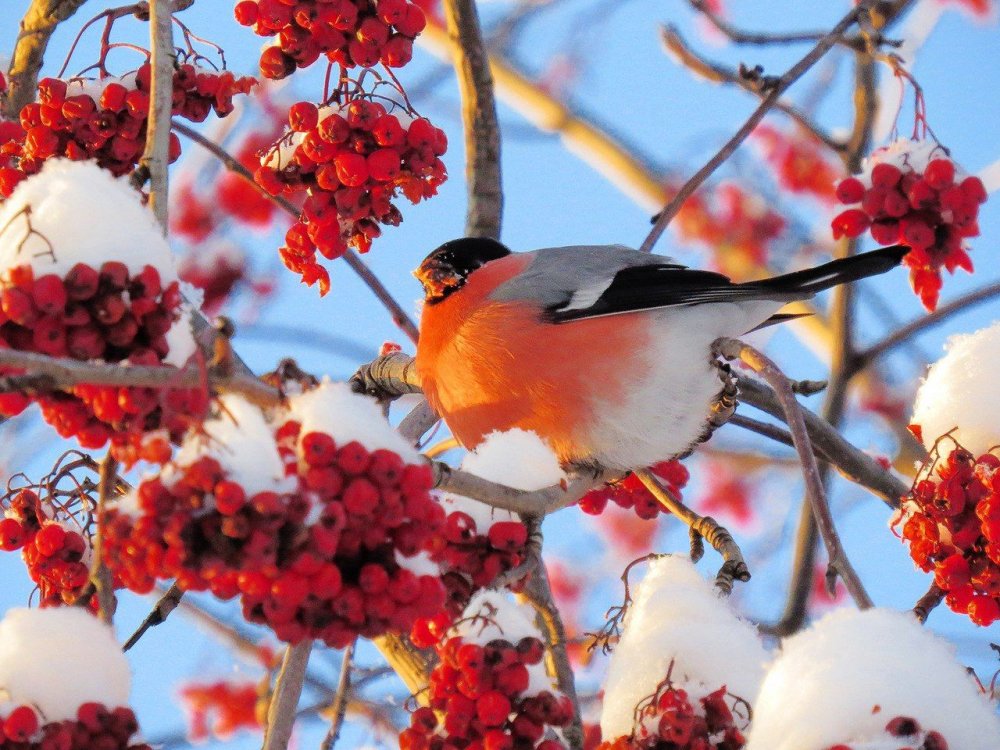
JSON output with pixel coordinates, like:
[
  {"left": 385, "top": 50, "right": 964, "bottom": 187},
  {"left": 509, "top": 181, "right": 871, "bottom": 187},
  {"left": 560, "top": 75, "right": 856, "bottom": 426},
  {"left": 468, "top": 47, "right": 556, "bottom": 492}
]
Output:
[{"left": 755, "top": 244, "right": 908, "bottom": 298}]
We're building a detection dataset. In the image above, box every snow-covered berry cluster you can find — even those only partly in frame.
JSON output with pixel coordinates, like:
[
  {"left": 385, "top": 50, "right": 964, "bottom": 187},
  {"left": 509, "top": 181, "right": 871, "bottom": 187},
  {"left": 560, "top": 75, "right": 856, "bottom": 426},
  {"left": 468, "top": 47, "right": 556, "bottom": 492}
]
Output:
[
  {"left": 598, "top": 679, "right": 747, "bottom": 750},
  {"left": 401, "top": 593, "right": 573, "bottom": 750},
  {"left": 0, "top": 160, "right": 204, "bottom": 464},
  {"left": 0, "top": 64, "right": 255, "bottom": 197},
  {"left": 256, "top": 99, "right": 447, "bottom": 293},
  {"left": 0, "top": 488, "right": 100, "bottom": 610},
  {"left": 831, "top": 139, "right": 987, "bottom": 310},
  {"left": 104, "top": 388, "right": 447, "bottom": 647},
  {"left": 234, "top": 0, "right": 427, "bottom": 79},
  {"left": 894, "top": 442, "right": 1000, "bottom": 626},
  {"left": 579, "top": 460, "right": 689, "bottom": 519},
  {"left": 823, "top": 716, "right": 948, "bottom": 750}
]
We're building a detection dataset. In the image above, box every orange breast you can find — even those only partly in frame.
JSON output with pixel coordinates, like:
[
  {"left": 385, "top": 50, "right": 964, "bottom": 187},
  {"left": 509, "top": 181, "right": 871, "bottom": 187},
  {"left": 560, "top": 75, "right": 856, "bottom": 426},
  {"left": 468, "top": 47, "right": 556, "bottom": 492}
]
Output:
[{"left": 416, "top": 256, "right": 649, "bottom": 464}]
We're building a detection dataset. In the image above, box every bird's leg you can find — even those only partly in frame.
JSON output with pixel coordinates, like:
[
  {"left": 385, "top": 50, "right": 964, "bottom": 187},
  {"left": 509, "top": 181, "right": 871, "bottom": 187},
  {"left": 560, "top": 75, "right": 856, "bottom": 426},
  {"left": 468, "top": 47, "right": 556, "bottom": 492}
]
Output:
[
  {"left": 348, "top": 351, "right": 422, "bottom": 401},
  {"left": 635, "top": 469, "right": 750, "bottom": 596}
]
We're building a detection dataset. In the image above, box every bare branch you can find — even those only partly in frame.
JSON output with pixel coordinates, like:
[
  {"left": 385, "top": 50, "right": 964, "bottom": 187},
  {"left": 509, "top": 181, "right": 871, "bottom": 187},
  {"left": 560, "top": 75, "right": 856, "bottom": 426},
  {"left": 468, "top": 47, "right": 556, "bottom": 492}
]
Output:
[
  {"left": 716, "top": 338, "right": 873, "bottom": 609},
  {"left": 641, "top": 1, "right": 876, "bottom": 252},
  {"left": 5, "top": 0, "right": 91, "bottom": 119},
  {"left": 442, "top": 0, "right": 503, "bottom": 238},
  {"left": 660, "top": 26, "right": 843, "bottom": 152},
  {"left": 320, "top": 640, "right": 355, "bottom": 750},
  {"left": 913, "top": 583, "right": 945, "bottom": 624},
  {"left": 88, "top": 453, "right": 118, "bottom": 624},
  {"left": 851, "top": 280, "right": 1000, "bottom": 375},
  {"left": 262, "top": 641, "right": 313, "bottom": 750},
  {"left": 132, "top": 0, "right": 173, "bottom": 227},
  {"left": 122, "top": 584, "right": 183, "bottom": 651}
]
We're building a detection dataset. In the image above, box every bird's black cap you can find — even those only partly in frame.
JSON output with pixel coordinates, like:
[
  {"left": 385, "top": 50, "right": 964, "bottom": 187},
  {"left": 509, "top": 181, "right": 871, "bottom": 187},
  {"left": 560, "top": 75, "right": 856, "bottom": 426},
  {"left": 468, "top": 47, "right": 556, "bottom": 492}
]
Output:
[{"left": 414, "top": 237, "right": 511, "bottom": 303}]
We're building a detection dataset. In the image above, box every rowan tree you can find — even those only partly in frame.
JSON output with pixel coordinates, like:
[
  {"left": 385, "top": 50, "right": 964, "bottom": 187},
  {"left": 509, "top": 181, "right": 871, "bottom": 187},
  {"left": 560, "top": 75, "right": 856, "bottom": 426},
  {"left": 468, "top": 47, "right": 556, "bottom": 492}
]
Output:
[{"left": 0, "top": 1, "right": 998, "bottom": 749}]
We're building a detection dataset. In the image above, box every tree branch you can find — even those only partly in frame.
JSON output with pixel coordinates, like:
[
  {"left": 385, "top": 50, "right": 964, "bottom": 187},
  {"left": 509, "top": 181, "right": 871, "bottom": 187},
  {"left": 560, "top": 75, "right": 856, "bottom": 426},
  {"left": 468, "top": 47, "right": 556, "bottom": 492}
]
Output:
[
  {"left": 5, "top": 0, "right": 91, "bottom": 119},
  {"left": 442, "top": 0, "right": 503, "bottom": 239},
  {"left": 660, "top": 26, "right": 844, "bottom": 152},
  {"left": 641, "top": 1, "right": 875, "bottom": 252},
  {"left": 262, "top": 641, "right": 313, "bottom": 750},
  {"left": 716, "top": 338, "right": 873, "bottom": 609},
  {"left": 122, "top": 583, "right": 183, "bottom": 651},
  {"left": 320, "top": 639, "right": 355, "bottom": 750}
]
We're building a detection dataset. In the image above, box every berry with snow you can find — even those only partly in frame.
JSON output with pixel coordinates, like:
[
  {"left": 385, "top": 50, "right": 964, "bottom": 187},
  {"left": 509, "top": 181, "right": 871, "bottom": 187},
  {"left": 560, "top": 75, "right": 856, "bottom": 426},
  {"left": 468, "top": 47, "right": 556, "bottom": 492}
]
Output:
[
  {"left": 579, "top": 460, "right": 689, "bottom": 519},
  {"left": 831, "top": 139, "right": 987, "bottom": 310},
  {"left": 822, "top": 715, "right": 949, "bottom": 750}
]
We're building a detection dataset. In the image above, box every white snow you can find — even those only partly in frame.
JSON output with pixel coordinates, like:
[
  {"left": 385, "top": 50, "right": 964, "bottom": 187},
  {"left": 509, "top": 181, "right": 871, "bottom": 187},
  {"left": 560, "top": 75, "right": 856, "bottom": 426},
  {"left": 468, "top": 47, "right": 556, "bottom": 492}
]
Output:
[
  {"left": 174, "top": 394, "right": 295, "bottom": 496},
  {"left": 855, "top": 138, "right": 955, "bottom": 189},
  {"left": 600, "top": 556, "right": 769, "bottom": 741},
  {"left": 745, "top": 608, "right": 1000, "bottom": 750},
  {"left": 911, "top": 320, "right": 1000, "bottom": 456},
  {"left": 0, "top": 608, "right": 131, "bottom": 722},
  {"left": 455, "top": 590, "right": 556, "bottom": 697},
  {"left": 0, "top": 160, "right": 177, "bottom": 281},
  {"left": 163, "top": 301, "right": 197, "bottom": 368},
  {"left": 441, "top": 429, "right": 565, "bottom": 531},
  {"left": 394, "top": 549, "right": 441, "bottom": 577},
  {"left": 287, "top": 380, "right": 419, "bottom": 463},
  {"left": 65, "top": 71, "right": 139, "bottom": 102}
]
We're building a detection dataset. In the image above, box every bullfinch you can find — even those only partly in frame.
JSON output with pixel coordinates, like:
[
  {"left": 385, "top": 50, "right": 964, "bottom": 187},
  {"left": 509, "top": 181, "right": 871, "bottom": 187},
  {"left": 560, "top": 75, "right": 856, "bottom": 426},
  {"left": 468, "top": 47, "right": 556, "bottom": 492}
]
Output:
[{"left": 413, "top": 239, "right": 906, "bottom": 472}]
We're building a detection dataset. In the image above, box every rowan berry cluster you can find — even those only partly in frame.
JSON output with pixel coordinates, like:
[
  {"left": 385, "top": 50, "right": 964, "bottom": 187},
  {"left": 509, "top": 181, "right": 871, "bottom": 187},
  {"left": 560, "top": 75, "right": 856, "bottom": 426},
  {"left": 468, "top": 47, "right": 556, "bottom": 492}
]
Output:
[
  {"left": 598, "top": 682, "right": 746, "bottom": 750},
  {"left": 0, "top": 488, "right": 99, "bottom": 610},
  {"left": 0, "top": 703, "right": 150, "bottom": 750},
  {"left": 0, "top": 64, "right": 254, "bottom": 197},
  {"left": 436, "top": 500, "right": 530, "bottom": 615},
  {"left": 256, "top": 99, "right": 447, "bottom": 293},
  {"left": 579, "top": 460, "right": 689, "bottom": 519},
  {"left": 104, "top": 391, "right": 447, "bottom": 647},
  {"left": 754, "top": 123, "right": 842, "bottom": 204},
  {"left": 179, "top": 679, "right": 262, "bottom": 742},
  {"left": 831, "top": 140, "right": 987, "bottom": 310},
  {"left": 234, "top": 0, "right": 427, "bottom": 79},
  {"left": 895, "top": 443, "right": 1000, "bottom": 626},
  {"left": 400, "top": 633, "right": 573, "bottom": 750},
  {"left": 0, "top": 261, "right": 205, "bottom": 464},
  {"left": 824, "top": 715, "right": 948, "bottom": 750}
]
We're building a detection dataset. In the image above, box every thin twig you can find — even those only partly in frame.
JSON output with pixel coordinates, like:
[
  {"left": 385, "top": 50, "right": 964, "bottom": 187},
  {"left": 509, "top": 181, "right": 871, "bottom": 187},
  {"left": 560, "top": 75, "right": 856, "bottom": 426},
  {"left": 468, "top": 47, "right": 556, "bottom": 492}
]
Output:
[
  {"left": 442, "top": 0, "right": 503, "bottom": 238},
  {"left": 90, "top": 453, "right": 118, "bottom": 623},
  {"left": 660, "top": 26, "right": 843, "bottom": 152},
  {"left": 171, "top": 121, "right": 420, "bottom": 343},
  {"left": 850, "top": 280, "right": 1000, "bottom": 375},
  {"left": 913, "top": 583, "right": 945, "bottom": 624},
  {"left": 636, "top": 470, "right": 750, "bottom": 595},
  {"left": 262, "top": 641, "right": 313, "bottom": 750},
  {"left": 520, "top": 566, "right": 583, "bottom": 750},
  {"left": 320, "top": 640, "right": 355, "bottom": 750},
  {"left": 122, "top": 584, "right": 183, "bottom": 651},
  {"left": 641, "top": 1, "right": 875, "bottom": 252},
  {"left": 716, "top": 338, "right": 873, "bottom": 609}
]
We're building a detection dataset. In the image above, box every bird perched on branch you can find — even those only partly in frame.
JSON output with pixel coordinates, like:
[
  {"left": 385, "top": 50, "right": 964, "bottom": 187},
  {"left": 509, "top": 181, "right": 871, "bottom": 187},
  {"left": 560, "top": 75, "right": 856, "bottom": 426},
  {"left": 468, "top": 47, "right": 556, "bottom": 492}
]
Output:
[{"left": 413, "top": 240, "right": 906, "bottom": 472}]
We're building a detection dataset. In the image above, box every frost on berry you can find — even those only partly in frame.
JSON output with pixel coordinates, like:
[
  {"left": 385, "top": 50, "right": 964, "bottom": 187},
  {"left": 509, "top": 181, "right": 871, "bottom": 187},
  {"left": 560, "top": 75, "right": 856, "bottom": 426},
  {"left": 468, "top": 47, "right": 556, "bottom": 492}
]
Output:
[
  {"left": 105, "top": 388, "right": 448, "bottom": 647},
  {"left": 579, "top": 460, "right": 689, "bottom": 520},
  {"left": 0, "top": 160, "right": 205, "bottom": 465},
  {"left": 830, "top": 139, "right": 987, "bottom": 311},
  {"left": 744, "top": 608, "right": 1000, "bottom": 750},
  {"left": 600, "top": 557, "right": 766, "bottom": 744},
  {"left": 235, "top": 0, "right": 428, "bottom": 79},
  {"left": 401, "top": 592, "right": 574, "bottom": 750},
  {"left": 257, "top": 99, "right": 447, "bottom": 294},
  {"left": 1, "top": 63, "right": 254, "bottom": 196},
  {"left": 892, "top": 435, "right": 1000, "bottom": 626}
]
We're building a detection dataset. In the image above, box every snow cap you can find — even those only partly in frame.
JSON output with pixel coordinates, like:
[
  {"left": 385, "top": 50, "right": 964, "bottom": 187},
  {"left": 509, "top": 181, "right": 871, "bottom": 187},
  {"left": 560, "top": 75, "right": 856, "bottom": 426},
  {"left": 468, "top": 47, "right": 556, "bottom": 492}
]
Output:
[
  {"left": 0, "top": 608, "right": 131, "bottom": 722},
  {"left": 600, "top": 556, "right": 769, "bottom": 740},
  {"left": 746, "top": 607, "right": 1000, "bottom": 750},
  {"left": 0, "top": 159, "right": 177, "bottom": 281},
  {"left": 911, "top": 320, "right": 1000, "bottom": 456},
  {"left": 287, "top": 380, "right": 419, "bottom": 463}
]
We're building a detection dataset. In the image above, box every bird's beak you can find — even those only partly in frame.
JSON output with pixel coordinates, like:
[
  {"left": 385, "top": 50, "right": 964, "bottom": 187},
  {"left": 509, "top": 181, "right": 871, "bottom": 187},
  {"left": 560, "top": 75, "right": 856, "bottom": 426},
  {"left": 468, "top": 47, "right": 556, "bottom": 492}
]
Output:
[{"left": 413, "top": 256, "right": 456, "bottom": 300}]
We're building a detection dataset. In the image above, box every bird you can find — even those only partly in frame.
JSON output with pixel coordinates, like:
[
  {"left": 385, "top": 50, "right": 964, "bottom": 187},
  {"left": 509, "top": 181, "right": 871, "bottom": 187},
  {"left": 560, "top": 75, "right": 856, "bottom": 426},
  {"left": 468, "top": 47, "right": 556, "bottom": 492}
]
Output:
[{"left": 413, "top": 239, "right": 906, "bottom": 473}]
